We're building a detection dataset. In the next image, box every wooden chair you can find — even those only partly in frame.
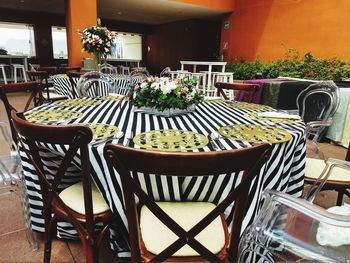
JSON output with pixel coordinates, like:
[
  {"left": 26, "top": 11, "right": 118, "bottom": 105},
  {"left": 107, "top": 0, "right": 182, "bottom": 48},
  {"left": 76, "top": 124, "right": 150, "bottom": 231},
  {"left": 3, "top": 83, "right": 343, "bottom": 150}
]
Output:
[
  {"left": 37, "top": 66, "right": 57, "bottom": 77},
  {"left": 215, "top": 82, "right": 259, "bottom": 102},
  {"left": 12, "top": 111, "right": 114, "bottom": 263},
  {"left": 304, "top": 142, "right": 350, "bottom": 206},
  {"left": 104, "top": 143, "right": 272, "bottom": 262},
  {"left": 27, "top": 71, "right": 66, "bottom": 102},
  {"left": 63, "top": 66, "right": 82, "bottom": 74},
  {"left": 0, "top": 81, "right": 46, "bottom": 145}
]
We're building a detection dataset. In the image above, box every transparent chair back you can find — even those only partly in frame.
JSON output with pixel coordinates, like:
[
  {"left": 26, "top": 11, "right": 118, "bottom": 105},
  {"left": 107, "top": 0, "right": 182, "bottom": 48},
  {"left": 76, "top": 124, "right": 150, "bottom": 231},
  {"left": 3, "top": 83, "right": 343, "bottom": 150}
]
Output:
[
  {"left": 99, "top": 63, "right": 117, "bottom": 74},
  {"left": 128, "top": 72, "right": 148, "bottom": 88},
  {"left": 160, "top": 67, "right": 171, "bottom": 77},
  {"left": 76, "top": 71, "right": 113, "bottom": 98},
  {"left": 239, "top": 189, "right": 350, "bottom": 263},
  {"left": 130, "top": 67, "right": 150, "bottom": 77}
]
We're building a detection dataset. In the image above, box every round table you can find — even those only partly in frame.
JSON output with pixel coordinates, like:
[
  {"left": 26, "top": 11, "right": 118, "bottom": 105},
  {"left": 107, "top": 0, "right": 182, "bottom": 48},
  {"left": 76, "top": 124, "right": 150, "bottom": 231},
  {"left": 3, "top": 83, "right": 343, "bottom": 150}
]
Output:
[{"left": 20, "top": 99, "right": 306, "bottom": 257}]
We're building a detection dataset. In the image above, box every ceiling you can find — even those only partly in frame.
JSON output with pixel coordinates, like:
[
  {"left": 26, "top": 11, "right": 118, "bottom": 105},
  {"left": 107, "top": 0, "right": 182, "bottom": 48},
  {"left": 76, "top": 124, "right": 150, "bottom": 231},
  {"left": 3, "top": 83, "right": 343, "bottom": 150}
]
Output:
[{"left": 0, "top": 0, "right": 230, "bottom": 24}]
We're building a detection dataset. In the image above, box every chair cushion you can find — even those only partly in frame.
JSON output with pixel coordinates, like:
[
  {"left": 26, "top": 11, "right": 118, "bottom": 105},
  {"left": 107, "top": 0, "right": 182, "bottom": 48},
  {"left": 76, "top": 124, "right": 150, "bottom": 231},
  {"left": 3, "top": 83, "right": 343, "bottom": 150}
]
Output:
[
  {"left": 59, "top": 181, "right": 110, "bottom": 214},
  {"left": 140, "top": 202, "right": 226, "bottom": 257},
  {"left": 305, "top": 158, "right": 350, "bottom": 182}
]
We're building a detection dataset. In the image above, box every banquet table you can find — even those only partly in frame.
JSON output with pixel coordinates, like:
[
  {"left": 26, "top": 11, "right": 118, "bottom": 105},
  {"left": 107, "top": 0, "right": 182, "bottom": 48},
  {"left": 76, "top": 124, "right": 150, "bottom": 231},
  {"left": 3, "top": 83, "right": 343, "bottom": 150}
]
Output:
[
  {"left": 50, "top": 73, "right": 143, "bottom": 99},
  {"left": 20, "top": 98, "right": 306, "bottom": 257}
]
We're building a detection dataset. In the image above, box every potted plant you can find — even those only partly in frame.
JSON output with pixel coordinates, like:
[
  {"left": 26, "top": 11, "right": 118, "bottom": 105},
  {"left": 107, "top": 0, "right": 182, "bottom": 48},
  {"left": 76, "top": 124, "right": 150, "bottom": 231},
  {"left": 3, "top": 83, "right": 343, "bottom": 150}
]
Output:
[{"left": 130, "top": 76, "right": 204, "bottom": 117}]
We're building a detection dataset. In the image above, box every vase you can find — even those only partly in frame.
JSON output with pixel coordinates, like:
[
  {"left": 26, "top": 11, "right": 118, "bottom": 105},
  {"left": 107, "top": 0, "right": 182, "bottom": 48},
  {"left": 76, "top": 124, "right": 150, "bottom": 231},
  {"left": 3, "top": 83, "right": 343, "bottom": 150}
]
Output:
[
  {"left": 133, "top": 104, "right": 196, "bottom": 117},
  {"left": 93, "top": 52, "right": 101, "bottom": 70}
]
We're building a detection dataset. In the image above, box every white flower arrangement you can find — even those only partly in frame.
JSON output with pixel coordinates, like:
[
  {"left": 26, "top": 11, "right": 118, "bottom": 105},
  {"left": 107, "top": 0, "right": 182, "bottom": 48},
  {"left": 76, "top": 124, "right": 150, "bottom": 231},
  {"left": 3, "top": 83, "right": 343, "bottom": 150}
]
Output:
[{"left": 131, "top": 76, "right": 203, "bottom": 112}]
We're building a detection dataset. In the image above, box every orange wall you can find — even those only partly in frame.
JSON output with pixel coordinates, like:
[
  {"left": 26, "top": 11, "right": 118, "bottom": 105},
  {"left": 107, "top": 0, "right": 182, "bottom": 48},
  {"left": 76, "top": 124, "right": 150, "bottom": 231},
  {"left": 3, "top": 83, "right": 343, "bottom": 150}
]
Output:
[
  {"left": 66, "top": 0, "right": 97, "bottom": 67},
  {"left": 221, "top": 0, "right": 350, "bottom": 62},
  {"left": 174, "top": 0, "right": 235, "bottom": 10}
]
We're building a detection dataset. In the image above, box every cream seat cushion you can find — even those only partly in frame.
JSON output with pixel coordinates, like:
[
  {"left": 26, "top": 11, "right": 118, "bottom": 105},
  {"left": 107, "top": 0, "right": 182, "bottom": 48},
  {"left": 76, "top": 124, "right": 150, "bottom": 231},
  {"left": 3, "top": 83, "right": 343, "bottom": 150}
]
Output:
[
  {"left": 140, "top": 202, "right": 226, "bottom": 257},
  {"left": 59, "top": 181, "right": 110, "bottom": 214},
  {"left": 306, "top": 158, "right": 350, "bottom": 182}
]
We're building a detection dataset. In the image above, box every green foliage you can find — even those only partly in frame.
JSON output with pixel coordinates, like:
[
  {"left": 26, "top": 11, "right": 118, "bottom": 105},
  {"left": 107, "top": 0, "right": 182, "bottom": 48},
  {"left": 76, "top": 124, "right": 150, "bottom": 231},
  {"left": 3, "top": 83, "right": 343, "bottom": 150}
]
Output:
[
  {"left": 226, "top": 50, "right": 350, "bottom": 81},
  {"left": 131, "top": 76, "right": 204, "bottom": 112}
]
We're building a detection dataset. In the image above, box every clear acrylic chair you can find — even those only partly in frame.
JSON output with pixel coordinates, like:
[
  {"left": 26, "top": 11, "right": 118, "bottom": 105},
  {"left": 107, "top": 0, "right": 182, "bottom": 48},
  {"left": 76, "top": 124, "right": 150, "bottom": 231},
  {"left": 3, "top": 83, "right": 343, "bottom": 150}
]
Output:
[
  {"left": 159, "top": 67, "right": 171, "bottom": 77},
  {"left": 0, "top": 121, "right": 38, "bottom": 251},
  {"left": 238, "top": 189, "right": 350, "bottom": 263},
  {"left": 296, "top": 81, "right": 340, "bottom": 158},
  {"left": 76, "top": 71, "right": 114, "bottom": 98},
  {"left": 99, "top": 63, "right": 117, "bottom": 74}
]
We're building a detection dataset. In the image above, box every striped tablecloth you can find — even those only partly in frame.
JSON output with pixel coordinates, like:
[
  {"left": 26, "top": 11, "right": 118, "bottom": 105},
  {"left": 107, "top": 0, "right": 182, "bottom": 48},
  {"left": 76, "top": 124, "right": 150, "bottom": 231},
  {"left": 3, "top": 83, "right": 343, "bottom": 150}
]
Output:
[
  {"left": 50, "top": 74, "right": 142, "bottom": 99},
  {"left": 20, "top": 99, "right": 306, "bottom": 257}
]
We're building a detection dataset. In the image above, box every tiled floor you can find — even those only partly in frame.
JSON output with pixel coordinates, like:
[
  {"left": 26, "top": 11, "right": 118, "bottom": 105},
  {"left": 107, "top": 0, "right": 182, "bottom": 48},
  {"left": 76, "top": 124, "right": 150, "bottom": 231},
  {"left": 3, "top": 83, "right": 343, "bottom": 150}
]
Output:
[{"left": 0, "top": 92, "right": 349, "bottom": 262}]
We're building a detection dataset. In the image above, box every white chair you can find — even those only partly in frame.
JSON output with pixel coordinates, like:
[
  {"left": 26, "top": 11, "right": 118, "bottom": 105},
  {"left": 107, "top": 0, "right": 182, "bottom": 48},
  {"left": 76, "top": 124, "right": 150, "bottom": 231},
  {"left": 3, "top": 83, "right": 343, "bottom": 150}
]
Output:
[
  {"left": 190, "top": 72, "right": 206, "bottom": 92},
  {"left": 0, "top": 64, "right": 8, "bottom": 84},
  {"left": 12, "top": 64, "right": 27, "bottom": 83},
  {"left": 120, "top": 66, "right": 130, "bottom": 75}
]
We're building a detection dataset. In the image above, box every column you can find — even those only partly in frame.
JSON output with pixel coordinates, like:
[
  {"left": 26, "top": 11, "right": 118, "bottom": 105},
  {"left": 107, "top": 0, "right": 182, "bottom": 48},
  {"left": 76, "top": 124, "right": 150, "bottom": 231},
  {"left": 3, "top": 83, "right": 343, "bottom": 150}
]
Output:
[{"left": 66, "top": 0, "right": 97, "bottom": 67}]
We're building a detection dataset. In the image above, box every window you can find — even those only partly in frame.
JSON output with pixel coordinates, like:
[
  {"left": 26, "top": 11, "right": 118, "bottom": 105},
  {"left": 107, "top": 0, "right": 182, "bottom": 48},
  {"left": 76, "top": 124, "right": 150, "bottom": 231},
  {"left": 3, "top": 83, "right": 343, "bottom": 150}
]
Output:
[
  {"left": 110, "top": 32, "right": 142, "bottom": 60},
  {"left": 0, "top": 22, "right": 35, "bottom": 56},
  {"left": 52, "top": 26, "right": 68, "bottom": 59}
]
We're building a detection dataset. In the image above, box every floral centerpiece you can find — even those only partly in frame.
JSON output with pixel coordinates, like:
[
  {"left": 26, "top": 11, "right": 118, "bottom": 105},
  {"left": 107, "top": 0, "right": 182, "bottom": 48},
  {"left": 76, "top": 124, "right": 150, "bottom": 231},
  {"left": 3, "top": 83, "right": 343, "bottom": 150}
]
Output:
[
  {"left": 79, "top": 19, "right": 116, "bottom": 68},
  {"left": 130, "top": 76, "right": 204, "bottom": 117}
]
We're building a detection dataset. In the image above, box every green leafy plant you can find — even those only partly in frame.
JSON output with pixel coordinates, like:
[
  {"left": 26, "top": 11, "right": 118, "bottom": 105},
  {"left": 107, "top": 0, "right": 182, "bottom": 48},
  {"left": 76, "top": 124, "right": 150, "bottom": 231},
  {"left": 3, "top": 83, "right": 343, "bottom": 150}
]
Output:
[
  {"left": 227, "top": 50, "right": 350, "bottom": 81},
  {"left": 131, "top": 76, "right": 204, "bottom": 112}
]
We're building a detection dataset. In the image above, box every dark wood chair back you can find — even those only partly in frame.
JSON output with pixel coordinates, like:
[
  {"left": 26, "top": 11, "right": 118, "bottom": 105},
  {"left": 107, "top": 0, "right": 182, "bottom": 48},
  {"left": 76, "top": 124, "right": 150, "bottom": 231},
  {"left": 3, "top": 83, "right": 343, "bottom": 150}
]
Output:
[
  {"left": 11, "top": 111, "right": 112, "bottom": 263},
  {"left": 27, "top": 71, "right": 50, "bottom": 99},
  {"left": 64, "top": 66, "right": 81, "bottom": 73},
  {"left": 104, "top": 143, "right": 272, "bottom": 262},
  {"left": 346, "top": 142, "right": 350, "bottom": 162},
  {"left": 215, "top": 82, "right": 259, "bottom": 102},
  {"left": 0, "top": 81, "right": 45, "bottom": 144},
  {"left": 37, "top": 66, "right": 57, "bottom": 76}
]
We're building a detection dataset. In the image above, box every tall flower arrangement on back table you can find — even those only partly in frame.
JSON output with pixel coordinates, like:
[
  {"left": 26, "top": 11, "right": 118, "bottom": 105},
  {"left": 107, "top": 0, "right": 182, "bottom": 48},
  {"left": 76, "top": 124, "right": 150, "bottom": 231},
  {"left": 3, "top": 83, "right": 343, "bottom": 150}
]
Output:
[{"left": 79, "top": 19, "right": 116, "bottom": 68}]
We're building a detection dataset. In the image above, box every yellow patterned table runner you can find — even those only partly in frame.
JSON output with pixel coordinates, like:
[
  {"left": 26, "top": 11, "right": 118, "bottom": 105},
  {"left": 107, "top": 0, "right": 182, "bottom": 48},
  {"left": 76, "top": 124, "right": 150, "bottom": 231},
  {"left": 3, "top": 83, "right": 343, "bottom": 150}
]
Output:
[
  {"left": 53, "top": 99, "right": 102, "bottom": 107},
  {"left": 226, "top": 102, "right": 272, "bottom": 110},
  {"left": 25, "top": 109, "right": 83, "bottom": 123},
  {"left": 133, "top": 130, "right": 208, "bottom": 151},
  {"left": 245, "top": 112, "right": 302, "bottom": 123},
  {"left": 218, "top": 124, "right": 292, "bottom": 144}
]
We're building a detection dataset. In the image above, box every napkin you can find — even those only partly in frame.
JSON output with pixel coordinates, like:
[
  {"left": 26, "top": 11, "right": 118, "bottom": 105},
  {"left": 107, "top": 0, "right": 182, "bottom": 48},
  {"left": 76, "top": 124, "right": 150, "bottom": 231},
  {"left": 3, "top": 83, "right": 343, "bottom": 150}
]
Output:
[
  {"left": 257, "top": 111, "right": 301, "bottom": 120},
  {"left": 205, "top": 96, "right": 222, "bottom": 101},
  {"left": 316, "top": 204, "right": 350, "bottom": 247},
  {"left": 109, "top": 93, "right": 124, "bottom": 98}
]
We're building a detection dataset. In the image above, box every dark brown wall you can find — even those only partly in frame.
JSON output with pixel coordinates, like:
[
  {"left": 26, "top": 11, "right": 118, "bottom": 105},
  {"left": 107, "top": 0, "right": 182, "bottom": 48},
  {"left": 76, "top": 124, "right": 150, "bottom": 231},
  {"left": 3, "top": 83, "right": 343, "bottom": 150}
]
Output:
[
  {"left": 0, "top": 9, "right": 221, "bottom": 73},
  {"left": 0, "top": 8, "right": 65, "bottom": 66},
  {"left": 146, "top": 19, "right": 221, "bottom": 75}
]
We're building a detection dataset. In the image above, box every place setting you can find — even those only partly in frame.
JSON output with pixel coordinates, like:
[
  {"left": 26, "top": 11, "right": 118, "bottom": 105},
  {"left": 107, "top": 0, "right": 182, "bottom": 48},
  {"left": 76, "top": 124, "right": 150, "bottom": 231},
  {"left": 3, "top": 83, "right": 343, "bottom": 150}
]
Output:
[{"left": 132, "top": 129, "right": 209, "bottom": 151}]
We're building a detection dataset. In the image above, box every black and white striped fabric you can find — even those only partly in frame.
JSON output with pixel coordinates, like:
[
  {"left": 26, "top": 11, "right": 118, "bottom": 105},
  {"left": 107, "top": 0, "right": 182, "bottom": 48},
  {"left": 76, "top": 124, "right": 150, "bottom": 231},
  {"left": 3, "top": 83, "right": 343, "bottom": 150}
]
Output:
[
  {"left": 20, "top": 100, "right": 306, "bottom": 257},
  {"left": 50, "top": 74, "right": 145, "bottom": 99}
]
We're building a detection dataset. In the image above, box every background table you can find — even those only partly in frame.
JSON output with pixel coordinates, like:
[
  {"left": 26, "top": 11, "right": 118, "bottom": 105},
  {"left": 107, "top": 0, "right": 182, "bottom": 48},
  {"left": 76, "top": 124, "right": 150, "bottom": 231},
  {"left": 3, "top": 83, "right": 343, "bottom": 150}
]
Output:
[
  {"left": 21, "top": 99, "right": 306, "bottom": 257},
  {"left": 50, "top": 74, "right": 143, "bottom": 99}
]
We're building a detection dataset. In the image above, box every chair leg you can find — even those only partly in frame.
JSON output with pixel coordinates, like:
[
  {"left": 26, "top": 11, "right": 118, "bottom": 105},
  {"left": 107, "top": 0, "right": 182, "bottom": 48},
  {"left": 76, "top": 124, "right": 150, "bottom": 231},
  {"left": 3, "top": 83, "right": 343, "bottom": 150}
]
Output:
[
  {"left": 81, "top": 238, "right": 97, "bottom": 263},
  {"left": 43, "top": 214, "right": 57, "bottom": 263},
  {"left": 19, "top": 174, "right": 38, "bottom": 251},
  {"left": 336, "top": 190, "right": 344, "bottom": 206}
]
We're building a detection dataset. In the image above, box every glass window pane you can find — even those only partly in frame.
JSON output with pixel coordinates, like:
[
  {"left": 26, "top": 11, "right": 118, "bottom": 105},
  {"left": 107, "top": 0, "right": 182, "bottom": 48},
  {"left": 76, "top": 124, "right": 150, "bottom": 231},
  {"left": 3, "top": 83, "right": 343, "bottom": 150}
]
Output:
[
  {"left": 52, "top": 26, "right": 68, "bottom": 59},
  {"left": 0, "top": 22, "right": 36, "bottom": 57},
  {"left": 109, "top": 32, "right": 142, "bottom": 60}
]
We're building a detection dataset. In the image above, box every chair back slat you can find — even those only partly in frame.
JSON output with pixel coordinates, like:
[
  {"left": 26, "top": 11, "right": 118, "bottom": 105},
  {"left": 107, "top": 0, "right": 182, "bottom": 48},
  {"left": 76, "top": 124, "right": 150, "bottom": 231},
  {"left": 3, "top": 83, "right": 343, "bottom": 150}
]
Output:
[
  {"left": 11, "top": 111, "right": 93, "bottom": 214},
  {"left": 0, "top": 81, "right": 45, "bottom": 144},
  {"left": 104, "top": 143, "right": 272, "bottom": 262}
]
